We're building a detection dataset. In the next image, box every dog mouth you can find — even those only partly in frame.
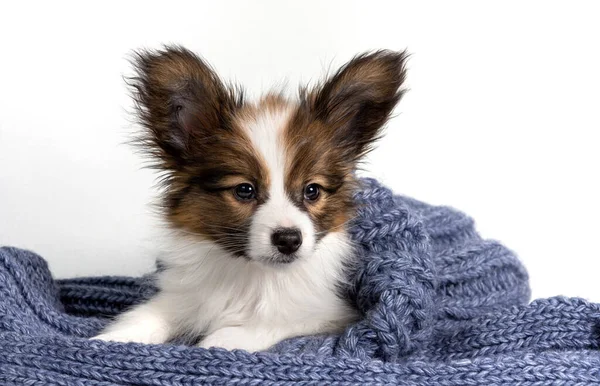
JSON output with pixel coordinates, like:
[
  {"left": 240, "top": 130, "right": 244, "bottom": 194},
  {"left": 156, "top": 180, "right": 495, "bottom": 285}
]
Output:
[
  {"left": 266, "top": 253, "right": 299, "bottom": 265},
  {"left": 229, "top": 249, "right": 299, "bottom": 265},
  {"left": 247, "top": 250, "right": 302, "bottom": 266}
]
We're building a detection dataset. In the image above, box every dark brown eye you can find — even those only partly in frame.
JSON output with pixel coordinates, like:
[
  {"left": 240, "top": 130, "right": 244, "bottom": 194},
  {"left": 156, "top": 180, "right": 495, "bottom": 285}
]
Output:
[
  {"left": 234, "top": 183, "right": 256, "bottom": 201},
  {"left": 303, "top": 184, "right": 320, "bottom": 201}
]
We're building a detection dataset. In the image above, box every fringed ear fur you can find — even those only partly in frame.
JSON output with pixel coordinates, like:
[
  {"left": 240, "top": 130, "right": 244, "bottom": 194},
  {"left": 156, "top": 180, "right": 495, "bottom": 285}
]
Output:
[
  {"left": 305, "top": 50, "right": 408, "bottom": 161},
  {"left": 130, "top": 45, "right": 243, "bottom": 170},
  {"left": 130, "top": 47, "right": 406, "bottom": 170}
]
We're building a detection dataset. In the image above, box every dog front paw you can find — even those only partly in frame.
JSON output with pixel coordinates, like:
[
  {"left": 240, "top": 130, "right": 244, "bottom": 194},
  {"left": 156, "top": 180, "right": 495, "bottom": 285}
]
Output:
[
  {"left": 91, "top": 298, "right": 172, "bottom": 344},
  {"left": 199, "top": 326, "right": 271, "bottom": 352},
  {"left": 92, "top": 332, "right": 131, "bottom": 343},
  {"left": 91, "top": 328, "right": 164, "bottom": 344}
]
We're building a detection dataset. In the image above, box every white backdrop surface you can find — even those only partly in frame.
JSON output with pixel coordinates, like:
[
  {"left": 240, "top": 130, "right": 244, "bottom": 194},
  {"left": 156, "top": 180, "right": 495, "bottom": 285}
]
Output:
[{"left": 0, "top": 1, "right": 598, "bottom": 301}]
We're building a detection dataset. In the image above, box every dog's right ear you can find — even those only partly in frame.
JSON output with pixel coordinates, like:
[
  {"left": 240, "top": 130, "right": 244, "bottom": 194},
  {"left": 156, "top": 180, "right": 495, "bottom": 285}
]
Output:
[{"left": 131, "top": 46, "right": 242, "bottom": 170}]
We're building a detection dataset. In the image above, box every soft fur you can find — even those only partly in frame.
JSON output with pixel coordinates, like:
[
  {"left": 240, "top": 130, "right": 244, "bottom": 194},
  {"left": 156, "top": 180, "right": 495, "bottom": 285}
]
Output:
[{"left": 95, "top": 46, "right": 407, "bottom": 351}]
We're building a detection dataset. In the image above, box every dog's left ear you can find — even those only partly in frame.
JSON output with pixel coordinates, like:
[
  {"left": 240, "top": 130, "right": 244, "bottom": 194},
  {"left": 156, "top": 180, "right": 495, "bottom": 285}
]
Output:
[{"left": 307, "top": 50, "right": 408, "bottom": 161}]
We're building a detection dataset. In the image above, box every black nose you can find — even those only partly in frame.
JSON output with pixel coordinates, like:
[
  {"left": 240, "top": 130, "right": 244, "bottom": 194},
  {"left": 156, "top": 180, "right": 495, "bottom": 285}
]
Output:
[{"left": 271, "top": 228, "right": 302, "bottom": 255}]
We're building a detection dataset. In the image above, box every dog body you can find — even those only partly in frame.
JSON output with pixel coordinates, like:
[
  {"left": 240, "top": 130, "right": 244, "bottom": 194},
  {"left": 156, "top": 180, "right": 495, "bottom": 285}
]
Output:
[
  {"left": 96, "top": 230, "right": 355, "bottom": 351},
  {"left": 95, "top": 46, "right": 407, "bottom": 351}
]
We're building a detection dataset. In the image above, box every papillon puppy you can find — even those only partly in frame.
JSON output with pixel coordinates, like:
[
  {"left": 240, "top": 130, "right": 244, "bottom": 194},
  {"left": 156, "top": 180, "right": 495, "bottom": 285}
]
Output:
[{"left": 95, "top": 46, "right": 407, "bottom": 352}]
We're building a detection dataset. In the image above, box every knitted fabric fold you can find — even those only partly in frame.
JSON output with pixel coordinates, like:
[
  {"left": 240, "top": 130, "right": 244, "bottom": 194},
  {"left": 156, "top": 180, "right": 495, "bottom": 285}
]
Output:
[{"left": 2, "top": 179, "right": 598, "bottom": 385}]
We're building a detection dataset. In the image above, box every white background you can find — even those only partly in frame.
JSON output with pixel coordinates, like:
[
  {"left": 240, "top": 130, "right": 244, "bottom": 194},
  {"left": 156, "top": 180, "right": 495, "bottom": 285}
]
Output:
[{"left": 0, "top": 1, "right": 598, "bottom": 301}]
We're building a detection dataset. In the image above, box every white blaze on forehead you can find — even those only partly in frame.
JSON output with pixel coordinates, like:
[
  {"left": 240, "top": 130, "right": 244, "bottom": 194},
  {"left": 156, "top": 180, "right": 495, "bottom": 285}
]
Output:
[
  {"left": 243, "top": 106, "right": 291, "bottom": 195},
  {"left": 242, "top": 104, "right": 316, "bottom": 262}
]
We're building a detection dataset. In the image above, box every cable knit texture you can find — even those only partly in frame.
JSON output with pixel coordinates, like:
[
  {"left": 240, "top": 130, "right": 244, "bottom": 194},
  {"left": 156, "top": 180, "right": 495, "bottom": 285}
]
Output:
[{"left": 2, "top": 178, "right": 599, "bottom": 385}]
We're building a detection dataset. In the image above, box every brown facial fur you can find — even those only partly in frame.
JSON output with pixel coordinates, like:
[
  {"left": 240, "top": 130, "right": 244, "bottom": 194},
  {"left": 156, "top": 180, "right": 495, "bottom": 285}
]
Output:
[
  {"left": 131, "top": 46, "right": 407, "bottom": 258},
  {"left": 131, "top": 46, "right": 267, "bottom": 256},
  {"left": 283, "top": 109, "right": 358, "bottom": 238},
  {"left": 283, "top": 50, "right": 408, "bottom": 237}
]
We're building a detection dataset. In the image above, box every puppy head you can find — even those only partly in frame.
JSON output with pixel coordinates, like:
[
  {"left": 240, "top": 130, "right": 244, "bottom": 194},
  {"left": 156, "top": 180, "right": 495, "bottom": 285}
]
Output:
[{"left": 132, "top": 46, "right": 407, "bottom": 265}]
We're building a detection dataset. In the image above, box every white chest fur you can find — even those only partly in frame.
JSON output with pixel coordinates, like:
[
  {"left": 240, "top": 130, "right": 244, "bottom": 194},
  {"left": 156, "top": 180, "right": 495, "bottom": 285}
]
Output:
[{"left": 160, "top": 231, "right": 358, "bottom": 349}]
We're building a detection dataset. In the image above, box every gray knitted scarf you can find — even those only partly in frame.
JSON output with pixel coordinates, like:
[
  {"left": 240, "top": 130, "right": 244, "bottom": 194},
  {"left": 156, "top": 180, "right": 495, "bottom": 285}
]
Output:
[{"left": 1, "top": 178, "right": 599, "bottom": 385}]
